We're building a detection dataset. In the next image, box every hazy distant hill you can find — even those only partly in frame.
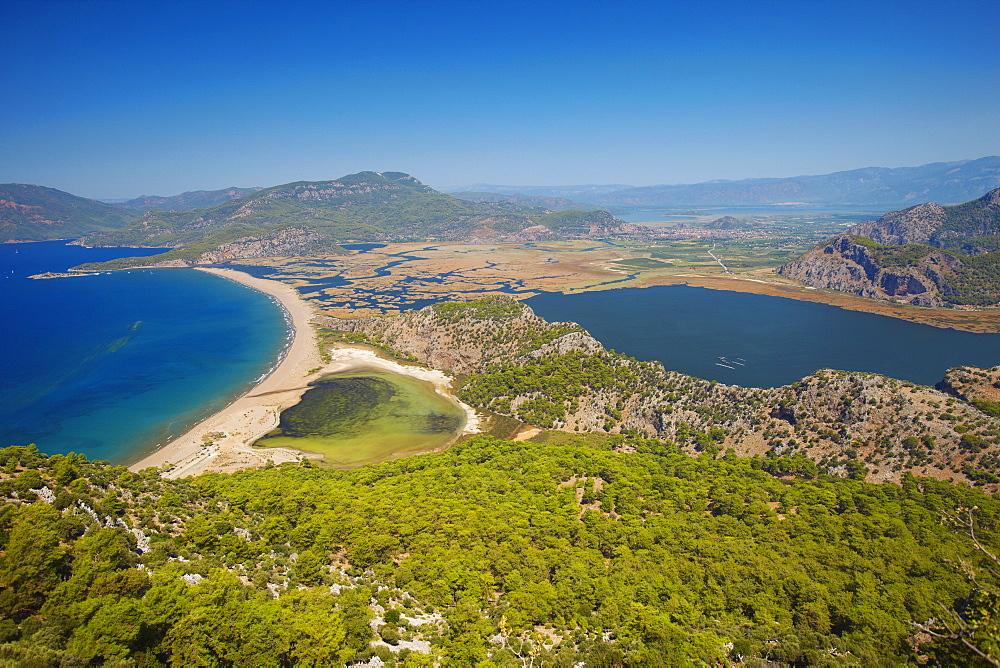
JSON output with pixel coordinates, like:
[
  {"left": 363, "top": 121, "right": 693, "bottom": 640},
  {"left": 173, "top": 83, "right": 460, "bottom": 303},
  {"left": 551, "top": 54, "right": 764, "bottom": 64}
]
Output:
[
  {"left": 449, "top": 191, "right": 601, "bottom": 212},
  {"left": 440, "top": 183, "right": 634, "bottom": 201},
  {"left": 119, "top": 187, "right": 262, "bottom": 212},
  {"left": 0, "top": 184, "right": 138, "bottom": 242},
  {"left": 779, "top": 187, "right": 1000, "bottom": 307},
  {"left": 447, "top": 157, "right": 1000, "bottom": 208},
  {"left": 706, "top": 215, "right": 757, "bottom": 230},
  {"left": 75, "top": 172, "right": 643, "bottom": 269},
  {"left": 597, "top": 157, "right": 1000, "bottom": 207}
]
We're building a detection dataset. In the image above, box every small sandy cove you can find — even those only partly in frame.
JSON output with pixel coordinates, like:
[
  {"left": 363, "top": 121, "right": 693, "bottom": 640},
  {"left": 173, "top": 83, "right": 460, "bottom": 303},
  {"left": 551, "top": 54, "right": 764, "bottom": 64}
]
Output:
[{"left": 128, "top": 267, "right": 480, "bottom": 479}]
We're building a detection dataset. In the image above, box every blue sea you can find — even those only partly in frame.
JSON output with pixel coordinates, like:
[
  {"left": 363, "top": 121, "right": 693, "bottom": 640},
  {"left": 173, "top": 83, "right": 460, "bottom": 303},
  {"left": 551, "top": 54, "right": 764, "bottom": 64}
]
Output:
[
  {"left": 527, "top": 286, "right": 1000, "bottom": 388},
  {"left": 0, "top": 241, "right": 289, "bottom": 464}
]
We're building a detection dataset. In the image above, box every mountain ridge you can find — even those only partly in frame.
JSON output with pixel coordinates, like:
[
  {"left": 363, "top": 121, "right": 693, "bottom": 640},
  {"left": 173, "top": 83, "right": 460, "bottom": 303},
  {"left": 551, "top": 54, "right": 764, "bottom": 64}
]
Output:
[
  {"left": 119, "top": 186, "right": 262, "bottom": 212},
  {"left": 72, "top": 171, "right": 645, "bottom": 270},
  {"left": 441, "top": 157, "right": 1000, "bottom": 208},
  {"left": 778, "top": 188, "right": 1000, "bottom": 307}
]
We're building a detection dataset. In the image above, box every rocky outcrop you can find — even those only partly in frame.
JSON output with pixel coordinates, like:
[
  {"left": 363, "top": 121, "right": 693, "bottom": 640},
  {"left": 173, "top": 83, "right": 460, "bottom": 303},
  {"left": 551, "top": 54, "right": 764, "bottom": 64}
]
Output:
[
  {"left": 195, "top": 227, "right": 344, "bottom": 263},
  {"left": 319, "top": 298, "right": 587, "bottom": 375},
  {"left": 850, "top": 202, "right": 945, "bottom": 245},
  {"left": 778, "top": 188, "right": 1000, "bottom": 307},
  {"left": 778, "top": 235, "right": 958, "bottom": 307},
  {"left": 936, "top": 365, "right": 1000, "bottom": 404}
]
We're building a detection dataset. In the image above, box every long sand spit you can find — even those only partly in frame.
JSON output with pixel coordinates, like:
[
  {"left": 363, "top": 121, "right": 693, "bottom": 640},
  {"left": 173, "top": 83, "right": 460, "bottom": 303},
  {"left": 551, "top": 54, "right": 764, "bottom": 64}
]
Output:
[{"left": 129, "top": 267, "right": 480, "bottom": 479}]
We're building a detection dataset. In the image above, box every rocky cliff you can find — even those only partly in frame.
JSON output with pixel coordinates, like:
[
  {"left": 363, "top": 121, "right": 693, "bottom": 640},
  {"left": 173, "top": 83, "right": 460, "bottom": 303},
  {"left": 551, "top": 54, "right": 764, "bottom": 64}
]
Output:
[
  {"left": 322, "top": 297, "right": 1000, "bottom": 487},
  {"left": 850, "top": 202, "right": 945, "bottom": 245},
  {"left": 936, "top": 365, "right": 1000, "bottom": 404},
  {"left": 778, "top": 234, "right": 960, "bottom": 307},
  {"left": 778, "top": 188, "right": 1000, "bottom": 307}
]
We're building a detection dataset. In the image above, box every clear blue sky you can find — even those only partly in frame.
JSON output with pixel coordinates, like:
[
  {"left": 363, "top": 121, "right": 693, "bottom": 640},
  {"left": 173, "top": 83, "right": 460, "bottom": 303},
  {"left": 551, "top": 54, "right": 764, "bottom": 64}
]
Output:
[{"left": 2, "top": 0, "right": 998, "bottom": 198}]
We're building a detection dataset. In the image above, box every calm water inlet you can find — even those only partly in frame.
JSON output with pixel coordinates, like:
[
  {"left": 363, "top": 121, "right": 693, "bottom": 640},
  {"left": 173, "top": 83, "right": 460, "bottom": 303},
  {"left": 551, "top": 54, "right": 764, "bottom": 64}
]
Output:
[{"left": 526, "top": 286, "right": 1000, "bottom": 387}]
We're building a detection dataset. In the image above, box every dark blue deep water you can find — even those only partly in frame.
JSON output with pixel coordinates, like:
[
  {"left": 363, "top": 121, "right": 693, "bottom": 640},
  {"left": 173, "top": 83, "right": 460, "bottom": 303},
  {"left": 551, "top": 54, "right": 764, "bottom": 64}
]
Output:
[
  {"left": 0, "top": 241, "right": 288, "bottom": 464},
  {"left": 526, "top": 286, "right": 1000, "bottom": 388}
]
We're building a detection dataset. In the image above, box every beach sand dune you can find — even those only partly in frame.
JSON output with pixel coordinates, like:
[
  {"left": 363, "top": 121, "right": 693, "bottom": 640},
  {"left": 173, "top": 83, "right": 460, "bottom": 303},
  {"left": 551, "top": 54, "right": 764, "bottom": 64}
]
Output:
[{"left": 129, "top": 267, "right": 479, "bottom": 479}]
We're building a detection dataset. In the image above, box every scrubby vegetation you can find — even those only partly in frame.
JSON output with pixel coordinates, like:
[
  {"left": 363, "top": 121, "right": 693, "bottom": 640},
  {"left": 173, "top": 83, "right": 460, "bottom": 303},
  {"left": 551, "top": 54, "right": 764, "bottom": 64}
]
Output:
[{"left": 2, "top": 437, "right": 1000, "bottom": 665}]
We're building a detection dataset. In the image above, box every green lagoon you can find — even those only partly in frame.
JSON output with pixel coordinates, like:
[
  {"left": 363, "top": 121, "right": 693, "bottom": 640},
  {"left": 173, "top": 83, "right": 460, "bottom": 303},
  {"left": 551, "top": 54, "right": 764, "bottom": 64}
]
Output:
[{"left": 254, "top": 367, "right": 467, "bottom": 467}]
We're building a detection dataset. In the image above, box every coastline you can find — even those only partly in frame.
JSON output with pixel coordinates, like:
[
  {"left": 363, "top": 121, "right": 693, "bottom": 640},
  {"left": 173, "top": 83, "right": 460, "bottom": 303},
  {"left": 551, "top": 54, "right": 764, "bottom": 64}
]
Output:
[{"left": 129, "top": 267, "right": 480, "bottom": 478}]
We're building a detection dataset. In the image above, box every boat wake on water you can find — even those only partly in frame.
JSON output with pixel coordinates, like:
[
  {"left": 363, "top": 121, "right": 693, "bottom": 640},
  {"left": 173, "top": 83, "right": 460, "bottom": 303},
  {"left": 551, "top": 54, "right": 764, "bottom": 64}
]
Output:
[{"left": 716, "top": 356, "right": 746, "bottom": 369}]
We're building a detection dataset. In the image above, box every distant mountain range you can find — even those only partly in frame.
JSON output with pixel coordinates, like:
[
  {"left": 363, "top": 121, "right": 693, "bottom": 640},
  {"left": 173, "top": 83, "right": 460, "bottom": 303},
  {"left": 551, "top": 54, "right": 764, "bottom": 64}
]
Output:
[
  {"left": 440, "top": 183, "right": 633, "bottom": 200},
  {"left": 444, "top": 157, "right": 1000, "bottom": 208},
  {"left": 3, "top": 157, "right": 998, "bottom": 249},
  {"left": 117, "top": 187, "right": 262, "bottom": 212},
  {"left": 779, "top": 187, "right": 1000, "bottom": 307},
  {"left": 448, "top": 191, "right": 602, "bottom": 213},
  {"left": 68, "top": 172, "right": 645, "bottom": 270}
]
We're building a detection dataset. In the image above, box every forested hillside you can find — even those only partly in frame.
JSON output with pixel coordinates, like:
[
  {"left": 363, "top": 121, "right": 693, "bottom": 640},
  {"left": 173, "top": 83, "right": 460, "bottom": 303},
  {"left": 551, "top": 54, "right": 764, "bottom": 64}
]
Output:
[
  {"left": 72, "top": 172, "right": 645, "bottom": 271},
  {"left": 1, "top": 437, "right": 999, "bottom": 665},
  {"left": 0, "top": 184, "right": 137, "bottom": 242},
  {"left": 4, "top": 298, "right": 1000, "bottom": 664},
  {"left": 119, "top": 187, "right": 262, "bottom": 212}
]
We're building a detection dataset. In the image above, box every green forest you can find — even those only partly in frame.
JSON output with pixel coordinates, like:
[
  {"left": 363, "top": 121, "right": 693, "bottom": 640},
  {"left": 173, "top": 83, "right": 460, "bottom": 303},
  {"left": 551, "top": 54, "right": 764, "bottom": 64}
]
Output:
[{"left": 2, "top": 434, "right": 999, "bottom": 666}]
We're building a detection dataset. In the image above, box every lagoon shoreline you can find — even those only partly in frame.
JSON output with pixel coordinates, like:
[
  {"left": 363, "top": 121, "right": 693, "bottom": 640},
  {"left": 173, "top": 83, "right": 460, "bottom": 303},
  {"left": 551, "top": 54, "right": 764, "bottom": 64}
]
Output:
[
  {"left": 128, "top": 267, "right": 480, "bottom": 478},
  {"left": 632, "top": 273, "right": 1000, "bottom": 333}
]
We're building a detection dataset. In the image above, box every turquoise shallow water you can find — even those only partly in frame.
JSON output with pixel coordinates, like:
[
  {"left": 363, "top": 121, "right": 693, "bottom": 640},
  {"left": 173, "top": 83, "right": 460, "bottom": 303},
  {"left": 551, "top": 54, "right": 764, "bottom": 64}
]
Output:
[
  {"left": 0, "top": 241, "right": 289, "bottom": 464},
  {"left": 527, "top": 286, "right": 1000, "bottom": 388}
]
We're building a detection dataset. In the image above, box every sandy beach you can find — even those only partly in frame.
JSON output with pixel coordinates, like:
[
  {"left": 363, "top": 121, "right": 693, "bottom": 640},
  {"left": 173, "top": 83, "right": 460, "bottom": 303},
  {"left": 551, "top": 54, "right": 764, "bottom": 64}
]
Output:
[{"left": 129, "top": 267, "right": 480, "bottom": 479}]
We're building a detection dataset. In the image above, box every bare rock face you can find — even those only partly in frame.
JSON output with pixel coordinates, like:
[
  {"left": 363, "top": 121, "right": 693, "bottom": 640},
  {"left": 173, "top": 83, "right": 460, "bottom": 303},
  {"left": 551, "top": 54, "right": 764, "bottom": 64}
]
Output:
[
  {"left": 524, "top": 331, "right": 604, "bottom": 358},
  {"left": 777, "top": 235, "right": 957, "bottom": 306},
  {"left": 778, "top": 188, "right": 1000, "bottom": 308},
  {"left": 850, "top": 202, "right": 945, "bottom": 245},
  {"left": 195, "top": 227, "right": 343, "bottom": 263}
]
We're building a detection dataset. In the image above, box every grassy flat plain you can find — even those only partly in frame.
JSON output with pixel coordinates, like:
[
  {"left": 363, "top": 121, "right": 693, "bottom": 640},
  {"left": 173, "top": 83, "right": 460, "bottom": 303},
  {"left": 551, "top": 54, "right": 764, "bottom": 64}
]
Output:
[{"left": 231, "top": 212, "right": 1000, "bottom": 332}]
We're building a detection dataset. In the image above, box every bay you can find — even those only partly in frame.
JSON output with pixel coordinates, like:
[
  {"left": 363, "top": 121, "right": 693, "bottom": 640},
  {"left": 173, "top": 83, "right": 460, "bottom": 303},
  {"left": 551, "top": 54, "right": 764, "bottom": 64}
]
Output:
[
  {"left": 0, "top": 241, "right": 289, "bottom": 464},
  {"left": 526, "top": 285, "right": 1000, "bottom": 388}
]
